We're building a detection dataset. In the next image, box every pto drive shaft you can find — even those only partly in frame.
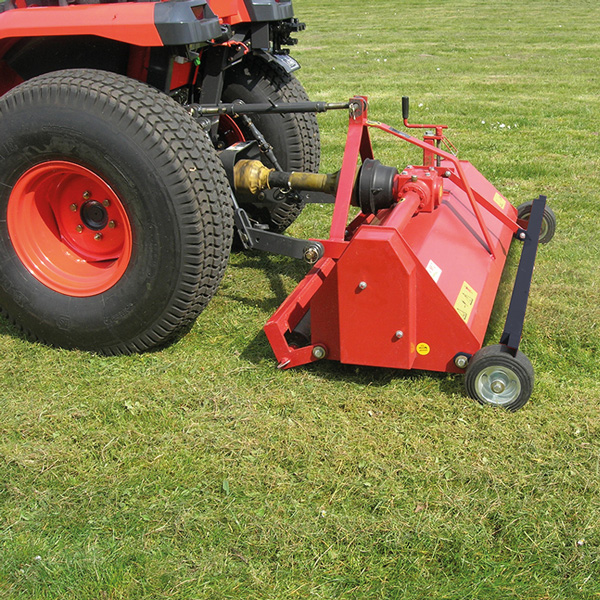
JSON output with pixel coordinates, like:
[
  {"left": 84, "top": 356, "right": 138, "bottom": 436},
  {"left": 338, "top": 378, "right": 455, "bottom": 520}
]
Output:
[{"left": 233, "top": 159, "right": 340, "bottom": 197}]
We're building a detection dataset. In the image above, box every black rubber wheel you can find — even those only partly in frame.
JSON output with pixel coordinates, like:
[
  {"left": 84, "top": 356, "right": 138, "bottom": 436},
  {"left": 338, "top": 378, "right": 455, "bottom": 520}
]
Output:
[
  {"left": 517, "top": 200, "right": 556, "bottom": 244},
  {"left": 0, "top": 69, "right": 233, "bottom": 354},
  {"left": 222, "top": 55, "right": 320, "bottom": 232},
  {"left": 465, "top": 345, "right": 534, "bottom": 411}
]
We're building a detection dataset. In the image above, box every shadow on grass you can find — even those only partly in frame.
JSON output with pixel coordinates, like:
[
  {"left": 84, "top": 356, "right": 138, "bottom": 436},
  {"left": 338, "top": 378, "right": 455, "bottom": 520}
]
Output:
[
  {"left": 223, "top": 250, "right": 310, "bottom": 311},
  {"left": 228, "top": 250, "right": 466, "bottom": 397},
  {"left": 240, "top": 325, "right": 464, "bottom": 397}
]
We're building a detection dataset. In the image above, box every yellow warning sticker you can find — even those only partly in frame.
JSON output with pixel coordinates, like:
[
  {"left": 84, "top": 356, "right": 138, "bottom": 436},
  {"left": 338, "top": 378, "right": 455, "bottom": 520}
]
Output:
[
  {"left": 454, "top": 281, "right": 478, "bottom": 324},
  {"left": 493, "top": 192, "right": 507, "bottom": 210},
  {"left": 416, "top": 343, "right": 430, "bottom": 356}
]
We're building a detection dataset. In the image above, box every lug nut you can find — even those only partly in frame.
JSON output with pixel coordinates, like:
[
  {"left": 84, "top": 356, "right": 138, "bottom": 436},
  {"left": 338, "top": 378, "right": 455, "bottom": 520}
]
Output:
[
  {"left": 102, "top": 199, "right": 110, "bottom": 207},
  {"left": 411, "top": 175, "right": 418, "bottom": 182},
  {"left": 70, "top": 203, "right": 78, "bottom": 212},
  {"left": 312, "top": 346, "right": 327, "bottom": 360},
  {"left": 108, "top": 220, "right": 116, "bottom": 229},
  {"left": 75, "top": 224, "right": 83, "bottom": 233},
  {"left": 83, "top": 191, "right": 91, "bottom": 200},
  {"left": 94, "top": 233, "right": 103, "bottom": 241}
]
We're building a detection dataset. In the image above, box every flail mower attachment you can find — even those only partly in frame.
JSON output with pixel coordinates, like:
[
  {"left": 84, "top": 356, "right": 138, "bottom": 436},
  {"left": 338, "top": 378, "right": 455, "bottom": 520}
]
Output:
[{"left": 224, "top": 96, "right": 554, "bottom": 411}]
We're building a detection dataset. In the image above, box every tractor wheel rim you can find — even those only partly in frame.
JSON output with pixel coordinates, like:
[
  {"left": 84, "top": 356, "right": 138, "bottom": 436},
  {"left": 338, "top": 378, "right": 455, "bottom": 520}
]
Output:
[
  {"left": 7, "top": 161, "right": 133, "bottom": 297},
  {"left": 218, "top": 114, "right": 245, "bottom": 147},
  {"left": 475, "top": 365, "right": 522, "bottom": 406}
]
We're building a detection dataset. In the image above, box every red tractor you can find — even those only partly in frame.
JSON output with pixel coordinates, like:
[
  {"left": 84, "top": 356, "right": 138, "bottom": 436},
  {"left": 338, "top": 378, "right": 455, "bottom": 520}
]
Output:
[{"left": 0, "top": 0, "right": 319, "bottom": 353}]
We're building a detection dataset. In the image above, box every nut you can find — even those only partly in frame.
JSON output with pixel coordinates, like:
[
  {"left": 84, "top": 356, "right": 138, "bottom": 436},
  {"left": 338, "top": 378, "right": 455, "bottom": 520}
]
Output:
[
  {"left": 454, "top": 355, "right": 469, "bottom": 369},
  {"left": 312, "top": 346, "right": 327, "bottom": 360}
]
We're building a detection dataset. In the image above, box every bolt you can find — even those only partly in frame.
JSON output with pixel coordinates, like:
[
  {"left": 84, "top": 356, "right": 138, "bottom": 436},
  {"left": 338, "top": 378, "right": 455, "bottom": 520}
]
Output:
[
  {"left": 303, "top": 245, "right": 320, "bottom": 264},
  {"left": 443, "top": 170, "right": 452, "bottom": 178},
  {"left": 83, "top": 191, "right": 91, "bottom": 200},
  {"left": 94, "top": 233, "right": 103, "bottom": 241},
  {"left": 312, "top": 345, "right": 327, "bottom": 360},
  {"left": 102, "top": 199, "right": 110, "bottom": 207},
  {"left": 454, "top": 355, "right": 469, "bottom": 369},
  {"left": 519, "top": 232, "right": 527, "bottom": 240},
  {"left": 425, "top": 172, "right": 431, "bottom": 177},
  {"left": 257, "top": 192, "right": 266, "bottom": 201},
  {"left": 70, "top": 203, "right": 78, "bottom": 212},
  {"left": 411, "top": 175, "right": 418, "bottom": 182},
  {"left": 75, "top": 224, "right": 83, "bottom": 233},
  {"left": 401, "top": 171, "right": 408, "bottom": 176},
  {"left": 108, "top": 220, "right": 116, "bottom": 229},
  {"left": 395, "top": 330, "right": 404, "bottom": 339},
  {"left": 358, "top": 281, "right": 367, "bottom": 290},
  {"left": 491, "top": 380, "right": 506, "bottom": 394}
]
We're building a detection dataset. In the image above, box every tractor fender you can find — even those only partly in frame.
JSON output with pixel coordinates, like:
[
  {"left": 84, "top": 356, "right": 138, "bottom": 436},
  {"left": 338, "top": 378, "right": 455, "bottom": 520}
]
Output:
[{"left": 0, "top": 0, "right": 221, "bottom": 47}]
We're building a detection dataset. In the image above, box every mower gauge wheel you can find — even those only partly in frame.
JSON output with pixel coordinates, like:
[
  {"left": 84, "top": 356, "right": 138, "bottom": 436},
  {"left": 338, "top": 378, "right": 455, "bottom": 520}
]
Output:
[
  {"left": 517, "top": 201, "right": 556, "bottom": 244},
  {"left": 465, "top": 345, "right": 534, "bottom": 411}
]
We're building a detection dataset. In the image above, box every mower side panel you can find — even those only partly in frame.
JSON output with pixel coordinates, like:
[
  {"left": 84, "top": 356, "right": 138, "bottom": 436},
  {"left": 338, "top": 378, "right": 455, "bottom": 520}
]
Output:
[{"left": 308, "top": 161, "right": 518, "bottom": 374}]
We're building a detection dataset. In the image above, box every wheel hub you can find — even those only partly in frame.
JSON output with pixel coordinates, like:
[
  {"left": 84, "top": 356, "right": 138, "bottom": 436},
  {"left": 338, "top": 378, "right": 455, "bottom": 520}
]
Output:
[
  {"left": 475, "top": 366, "right": 521, "bottom": 406},
  {"left": 490, "top": 379, "right": 506, "bottom": 394},
  {"left": 7, "top": 161, "right": 133, "bottom": 297},
  {"left": 80, "top": 200, "right": 109, "bottom": 231}
]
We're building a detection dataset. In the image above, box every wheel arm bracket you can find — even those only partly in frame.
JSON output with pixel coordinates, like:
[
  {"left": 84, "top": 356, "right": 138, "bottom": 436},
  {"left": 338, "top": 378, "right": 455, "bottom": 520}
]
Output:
[
  {"left": 232, "top": 197, "right": 324, "bottom": 264},
  {"left": 499, "top": 194, "right": 547, "bottom": 351}
]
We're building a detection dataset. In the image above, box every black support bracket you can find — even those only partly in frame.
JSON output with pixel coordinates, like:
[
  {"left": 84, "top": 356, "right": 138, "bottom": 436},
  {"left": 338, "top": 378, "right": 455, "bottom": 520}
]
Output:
[
  {"left": 499, "top": 195, "right": 547, "bottom": 352},
  {"left": 231, "top": 195, "right": 324, "bottom": 264}
]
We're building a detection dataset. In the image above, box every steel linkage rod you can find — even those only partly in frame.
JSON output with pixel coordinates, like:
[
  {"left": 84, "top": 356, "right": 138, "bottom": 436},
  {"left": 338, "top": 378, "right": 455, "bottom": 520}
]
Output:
[{"left": 188, "top": 100, "right": 350, "bottom": 117}]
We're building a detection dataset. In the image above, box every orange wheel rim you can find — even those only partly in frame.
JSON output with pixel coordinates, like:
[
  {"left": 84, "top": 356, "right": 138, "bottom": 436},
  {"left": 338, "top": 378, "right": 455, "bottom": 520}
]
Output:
[{"left": 7, "top": 161, "right": 133, "bottom": 297}]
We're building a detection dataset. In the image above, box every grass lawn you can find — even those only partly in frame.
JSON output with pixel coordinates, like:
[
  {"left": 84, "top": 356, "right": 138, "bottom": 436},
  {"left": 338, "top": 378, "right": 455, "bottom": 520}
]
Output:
[{"left": 1, "top": 0, "right": 600, "bottom": 598}]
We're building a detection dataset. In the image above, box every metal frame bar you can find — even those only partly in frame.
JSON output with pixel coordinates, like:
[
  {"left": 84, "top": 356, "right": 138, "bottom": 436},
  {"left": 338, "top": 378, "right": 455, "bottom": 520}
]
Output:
[{"left": 500, "top": 195, "right": 547, "bottom": 351}]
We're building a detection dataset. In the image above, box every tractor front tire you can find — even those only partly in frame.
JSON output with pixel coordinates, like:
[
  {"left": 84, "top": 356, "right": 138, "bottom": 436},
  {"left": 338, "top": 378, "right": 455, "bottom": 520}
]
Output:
[
  {"left": 0, "top": 69, "right": 233, "bottom": 354},
  {"left": 222, "top": 56, "right": 320, "bottom": 232}
]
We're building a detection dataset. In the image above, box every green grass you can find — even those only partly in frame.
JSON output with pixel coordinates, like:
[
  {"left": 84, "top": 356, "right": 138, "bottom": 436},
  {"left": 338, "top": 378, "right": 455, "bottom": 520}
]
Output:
[{"left": 2, "top": 0, "right": 600, "bottom": 597}]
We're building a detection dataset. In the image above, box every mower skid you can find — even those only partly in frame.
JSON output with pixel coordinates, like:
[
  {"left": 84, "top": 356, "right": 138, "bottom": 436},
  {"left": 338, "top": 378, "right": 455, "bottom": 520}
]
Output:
[{"left": 264, "top": 258, "right": 336, "bottom": 369}]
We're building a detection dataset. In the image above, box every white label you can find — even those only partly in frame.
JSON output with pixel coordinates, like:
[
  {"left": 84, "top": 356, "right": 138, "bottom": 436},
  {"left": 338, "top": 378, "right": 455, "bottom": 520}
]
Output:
[{"left": 426, "top": 259, "right": 442, "bottom": 283}]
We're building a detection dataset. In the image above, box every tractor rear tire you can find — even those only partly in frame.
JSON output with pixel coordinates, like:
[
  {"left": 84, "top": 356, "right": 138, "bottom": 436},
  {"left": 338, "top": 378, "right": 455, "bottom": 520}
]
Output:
[
  {"left": 222, "top": 56, "right": 320, "bottom": 232},
  {"left": 0, "top": 69, "right": 233, "bottom": 354}
]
